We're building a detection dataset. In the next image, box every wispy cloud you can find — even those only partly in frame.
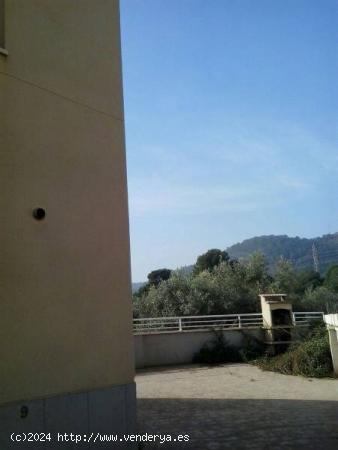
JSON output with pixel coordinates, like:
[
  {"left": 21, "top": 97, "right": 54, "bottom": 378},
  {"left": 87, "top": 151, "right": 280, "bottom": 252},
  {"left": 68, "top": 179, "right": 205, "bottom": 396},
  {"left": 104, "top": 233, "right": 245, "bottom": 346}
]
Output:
[
  {"left": 213, "top": 136, "right": 278, "bottom": 166},
  {"left": 275, "top": 175, "right": 310, "bottom": 190},
  {"left": 129, "top": 176, "right": 282, "bottom": 216},
  {"left": 128, "top": 121, "right": 335, "bottom": 218}
]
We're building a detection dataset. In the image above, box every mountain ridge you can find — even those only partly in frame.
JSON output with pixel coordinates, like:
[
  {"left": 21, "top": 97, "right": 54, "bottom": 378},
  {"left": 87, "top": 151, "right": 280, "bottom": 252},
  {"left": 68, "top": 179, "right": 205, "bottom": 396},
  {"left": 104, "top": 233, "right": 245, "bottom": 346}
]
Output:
[{"left": 227, "top": 232, "right": 338, "bottom": 274}]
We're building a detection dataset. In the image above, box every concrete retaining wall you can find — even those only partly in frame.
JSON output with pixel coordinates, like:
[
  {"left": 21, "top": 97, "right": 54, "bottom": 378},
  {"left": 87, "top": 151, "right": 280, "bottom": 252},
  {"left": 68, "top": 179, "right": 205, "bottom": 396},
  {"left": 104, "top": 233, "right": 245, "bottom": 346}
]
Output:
[
  {"left": 134, "top": 328, "right": 264, "bottom": 369},
  {"left": 324, "top": 314, "right": 338, "bottom": 376}
]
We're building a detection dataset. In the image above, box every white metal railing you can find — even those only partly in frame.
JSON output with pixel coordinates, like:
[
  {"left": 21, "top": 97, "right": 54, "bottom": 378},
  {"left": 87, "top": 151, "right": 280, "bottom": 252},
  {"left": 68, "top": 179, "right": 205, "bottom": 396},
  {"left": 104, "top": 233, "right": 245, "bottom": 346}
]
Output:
[
  {"left": 292, "top": 311, "right": 324, "bottom": 326},
  {"left": 134, "top": 313, "right": 263, "bottom": 334},
  {"left": 133, "top": 312, "right": 324, "bottom": 334}
]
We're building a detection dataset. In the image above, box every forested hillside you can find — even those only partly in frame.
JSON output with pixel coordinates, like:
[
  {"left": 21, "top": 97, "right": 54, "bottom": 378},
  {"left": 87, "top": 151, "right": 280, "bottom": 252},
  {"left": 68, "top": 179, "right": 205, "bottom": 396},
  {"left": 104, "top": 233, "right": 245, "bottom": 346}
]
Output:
[{"left": 227, "top": 233, "right": 338, "bottom": 275}]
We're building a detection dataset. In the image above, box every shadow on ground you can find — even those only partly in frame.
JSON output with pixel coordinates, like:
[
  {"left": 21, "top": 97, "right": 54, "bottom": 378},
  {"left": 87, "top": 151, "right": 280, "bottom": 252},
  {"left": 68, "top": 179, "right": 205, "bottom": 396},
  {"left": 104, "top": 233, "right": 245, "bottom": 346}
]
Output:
[{"left": 137, "top": 398, "right": 338, "bottom": 449}]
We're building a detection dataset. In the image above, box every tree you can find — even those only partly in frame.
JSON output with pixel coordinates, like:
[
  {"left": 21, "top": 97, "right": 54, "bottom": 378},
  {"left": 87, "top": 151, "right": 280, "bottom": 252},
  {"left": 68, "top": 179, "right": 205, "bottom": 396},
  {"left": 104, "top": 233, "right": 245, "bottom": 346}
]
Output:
[
  {"left": 133, "top": 268, "right": 172, "bottom": 303},
  {"left": 133, "top": 249, "right": 338, "bottom": 318},
  {"left": 271, "top": 258, "right": 297, "bottom": 294},
  {"left": 301, "top": 286, "right": 338, "bottom": 313},
  {"left": 295, "top": 270, "right": 323, "bottom": 295},
  {"left": 193, "top": 249, "right": 230, "bottom": 275},
  {"left": 324, "top": 264, "right": 338, "bottom": 292},
  {"left": 147, "top": 268, "right": 172, "bottom": 286},
  {"left": 133, "top": 271, "right": 193, "bottom": 318},
  {"left": 245, "top": 252, "right": 271, "bottom": 292},
  {"left": 210, "top": 261, "right": 258, "bottom": 313}
]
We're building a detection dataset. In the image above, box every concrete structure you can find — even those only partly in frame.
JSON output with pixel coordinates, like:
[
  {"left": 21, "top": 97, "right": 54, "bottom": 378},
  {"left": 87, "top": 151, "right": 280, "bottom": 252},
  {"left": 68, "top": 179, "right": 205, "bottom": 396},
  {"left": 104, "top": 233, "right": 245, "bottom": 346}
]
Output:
[
  {"left": 324, "top": 314, "right": 338, "bottom": 376},
  {"left": 260, "top": 294, "right": 292, "bottom": 328},
  {"left": 260, "top": 294, "right": 294, "bottom": 352},
  {"left": 0, "top": 1, "right": 136, "bottom": 447},
  {"left": 135, "top": 329, "right": 263, "bottom": 369}
]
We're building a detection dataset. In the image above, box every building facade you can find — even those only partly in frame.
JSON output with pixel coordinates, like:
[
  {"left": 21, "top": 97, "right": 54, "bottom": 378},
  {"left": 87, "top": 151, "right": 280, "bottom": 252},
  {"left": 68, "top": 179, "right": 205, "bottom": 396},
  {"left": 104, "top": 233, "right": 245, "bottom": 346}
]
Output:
[{"left": 0, "top": 1, "right": 136, "bottom": 447}]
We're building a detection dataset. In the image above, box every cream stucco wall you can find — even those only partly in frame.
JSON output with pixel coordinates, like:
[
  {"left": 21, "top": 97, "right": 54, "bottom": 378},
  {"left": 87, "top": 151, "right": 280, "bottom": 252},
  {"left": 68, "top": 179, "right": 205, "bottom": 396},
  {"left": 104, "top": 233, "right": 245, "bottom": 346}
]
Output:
[
  {"left": 134, "top": 329, "right": 264, "bottom": 369},
  {"left": 0, "top": 0, "right": 134, "bottom": 405}
]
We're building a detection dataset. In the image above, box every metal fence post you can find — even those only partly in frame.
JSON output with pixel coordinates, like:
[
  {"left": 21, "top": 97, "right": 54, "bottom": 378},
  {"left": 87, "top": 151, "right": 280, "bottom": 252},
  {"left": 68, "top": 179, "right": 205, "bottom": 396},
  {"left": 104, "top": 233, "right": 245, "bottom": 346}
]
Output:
[
  {"left": 178, "top": 318, "right": 182, "bottom": 332},
  {"left": 238, "top": 315, "right": 242, "bottom": 328}
]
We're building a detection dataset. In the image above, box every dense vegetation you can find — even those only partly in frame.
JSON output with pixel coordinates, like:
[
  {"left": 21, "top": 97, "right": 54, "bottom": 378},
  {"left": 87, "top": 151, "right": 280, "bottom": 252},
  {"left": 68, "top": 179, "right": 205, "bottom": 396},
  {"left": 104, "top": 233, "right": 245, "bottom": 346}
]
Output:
[
  {"left": 253, "top": 323, "right": 333, "bottom": 378},
  {"left": 193, "top": 330, "right": 264, "bottom": 365},
  {"left": 133, "top": 250, "right": 338, "bottom": 318},
  {"left": 192, "top": 323, "right": 333, "bottom": 378}
]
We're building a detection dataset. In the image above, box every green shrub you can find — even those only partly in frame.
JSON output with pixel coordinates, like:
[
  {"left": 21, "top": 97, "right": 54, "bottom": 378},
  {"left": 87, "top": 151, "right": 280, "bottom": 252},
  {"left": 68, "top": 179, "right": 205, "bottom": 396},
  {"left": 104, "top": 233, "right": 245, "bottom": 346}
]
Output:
[
  {"left": 193, "top": 330, "right": 242, "bottom": 364},
  {"left": 193, "top": 330, "right": 266, "bottom": 365},
  {"left": 254, "top": 324, "right": 333, "bottom": 378},
  {"left": 292, "top": 329, "right": 333, "bottom": 377},
  {"left": 254, "top": 351, "right": 294, "bottom": 375},
  {"left": 238, "top": 332, "right": 266, "bottom": 362}
]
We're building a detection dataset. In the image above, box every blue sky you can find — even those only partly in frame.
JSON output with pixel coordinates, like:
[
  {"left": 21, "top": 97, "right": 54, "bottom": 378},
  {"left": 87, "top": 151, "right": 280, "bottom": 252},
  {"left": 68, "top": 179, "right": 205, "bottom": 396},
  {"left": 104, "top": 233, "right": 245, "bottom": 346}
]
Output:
[{"left": 120, "top": 0, "right": 338, "bottom": 281}]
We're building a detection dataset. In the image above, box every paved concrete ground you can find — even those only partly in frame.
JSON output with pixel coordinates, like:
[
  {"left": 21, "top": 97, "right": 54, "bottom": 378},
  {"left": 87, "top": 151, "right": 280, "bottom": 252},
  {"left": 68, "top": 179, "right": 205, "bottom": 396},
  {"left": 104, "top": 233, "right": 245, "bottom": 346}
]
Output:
[{"left": 136, "top": 364, "right": 338, "bottom": 449}]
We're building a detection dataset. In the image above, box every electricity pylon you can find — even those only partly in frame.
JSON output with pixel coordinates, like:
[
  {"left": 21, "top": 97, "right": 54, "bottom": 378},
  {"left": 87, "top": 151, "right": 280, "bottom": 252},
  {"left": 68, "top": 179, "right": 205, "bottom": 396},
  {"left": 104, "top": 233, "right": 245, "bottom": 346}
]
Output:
[{"left": 312, "top": 243, "right": 320, "bottom": 273}]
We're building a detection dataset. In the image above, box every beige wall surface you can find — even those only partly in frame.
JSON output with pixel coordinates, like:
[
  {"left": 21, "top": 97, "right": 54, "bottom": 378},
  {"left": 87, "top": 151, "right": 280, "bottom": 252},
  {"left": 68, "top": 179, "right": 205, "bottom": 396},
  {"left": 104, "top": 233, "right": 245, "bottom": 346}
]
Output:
[
  {"left": 134, "top": 329, "right": 264, "bottom": 369},
  {"left": 0, "top": 0, "right": 134, "bottom": 405},
  {"left": 0, "top": 0, "right": 124, "bottom": 118}
]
